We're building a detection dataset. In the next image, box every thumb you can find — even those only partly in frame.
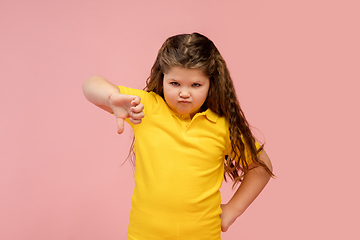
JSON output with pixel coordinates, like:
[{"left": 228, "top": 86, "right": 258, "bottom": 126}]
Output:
[{"left": 116, "top": 117, "right": 125, "bottom": 134}]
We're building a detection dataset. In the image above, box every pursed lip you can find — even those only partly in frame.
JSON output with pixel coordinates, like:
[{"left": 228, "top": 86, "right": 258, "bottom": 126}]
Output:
[{"left": 178, "top": 100, "right": 191, "bottom": 103}]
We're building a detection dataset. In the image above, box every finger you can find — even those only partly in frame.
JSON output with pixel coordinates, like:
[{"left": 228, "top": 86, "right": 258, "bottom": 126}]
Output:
[
  {"left": 130, "top": 117, "right": 142, "bottom": 125},
  {"left": 116, "top": 117, "right": 125, "bottom": 134},
  {"left": 130, "top": 111, "right": 145, "bottom": 120},
  {"left": 130, "top": 96, "right": 141, "bottom": 106},
  {"left": 131, "top": 102, "right": 144, "bottom": 113}
]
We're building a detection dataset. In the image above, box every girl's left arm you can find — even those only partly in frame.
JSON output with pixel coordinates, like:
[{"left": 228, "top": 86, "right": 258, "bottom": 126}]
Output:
[{"left": 220, "top": 150, "right": 273, "bottom": 232}]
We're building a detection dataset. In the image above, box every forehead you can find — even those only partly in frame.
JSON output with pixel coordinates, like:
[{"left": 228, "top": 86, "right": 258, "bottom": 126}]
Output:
[{"left": 164, "top": 67, "right": 209, "bottom": 82}]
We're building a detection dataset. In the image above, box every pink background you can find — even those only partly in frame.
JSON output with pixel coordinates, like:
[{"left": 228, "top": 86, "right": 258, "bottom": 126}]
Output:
[{"left": 1, "top": 0, "right": 359, "bottom": 239}]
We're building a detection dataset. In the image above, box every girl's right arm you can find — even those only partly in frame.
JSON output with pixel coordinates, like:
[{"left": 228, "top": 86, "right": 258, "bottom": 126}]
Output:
[
  {"left": 82, "top": 76, "right": 144, "bottom": 134},
  {"left": 83, "top": 76, "right": 120, "bottom": 113}
]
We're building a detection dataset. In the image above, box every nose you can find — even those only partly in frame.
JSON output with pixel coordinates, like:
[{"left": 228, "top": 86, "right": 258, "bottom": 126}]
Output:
[{"left": 179, "top": 88, "right": 190, "bottom": 98}]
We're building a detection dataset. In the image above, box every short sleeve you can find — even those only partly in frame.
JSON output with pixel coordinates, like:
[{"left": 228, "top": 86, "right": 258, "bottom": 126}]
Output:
[
  {"left": 118, "top": 86, "right": 148, "bottom": 101},
  {"left": 117, "top": 86, "right": 159, "bottom": 128},
  {"left": 224, "top": 134, "right": 262, "bottom": 166}
]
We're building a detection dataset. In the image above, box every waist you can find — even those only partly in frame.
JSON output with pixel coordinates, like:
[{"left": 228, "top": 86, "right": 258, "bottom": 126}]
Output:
[{"left": 128, "top": 200, "right": 222, "bottom": 240}]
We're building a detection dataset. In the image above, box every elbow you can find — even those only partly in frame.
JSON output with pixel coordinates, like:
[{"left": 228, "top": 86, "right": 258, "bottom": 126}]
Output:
[
  {"left": 259, "top": 150, "right": 274, "bottom": 174},
  {"left": 82, "top": 76, "right": 93, "bottom": 97},
  {"left": 82, "top": 76, "right": 101, "bottom": 100}
]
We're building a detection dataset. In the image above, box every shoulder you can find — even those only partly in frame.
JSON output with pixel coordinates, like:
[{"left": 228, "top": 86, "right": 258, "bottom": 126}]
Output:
[
  {"left": 118, "top": 86, "right": 146, "bottom": 96},
  {"left": 118, "top": 86, "right": 163, "bottom": 102},
  {"left": 118, "top": 86, "right": 166, "bottom": 116}
]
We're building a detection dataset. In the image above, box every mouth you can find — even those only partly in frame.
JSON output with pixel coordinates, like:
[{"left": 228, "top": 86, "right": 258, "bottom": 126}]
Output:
[{"left": 178, "top": 100, "right": 191, "bottom": 104}]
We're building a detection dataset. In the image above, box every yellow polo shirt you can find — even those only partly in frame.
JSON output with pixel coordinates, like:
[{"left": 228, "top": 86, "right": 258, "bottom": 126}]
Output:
[{"left": 119, "top": 86, "right": 255, "bottom": 240}]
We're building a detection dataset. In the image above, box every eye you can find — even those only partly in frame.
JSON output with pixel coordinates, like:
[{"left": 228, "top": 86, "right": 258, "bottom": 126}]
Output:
[
  {"left": 170, "top": 82, "right": 180, "bottom": 86},
  {"left": 192, "top": 83, "right": 201, "bottom": 87}
]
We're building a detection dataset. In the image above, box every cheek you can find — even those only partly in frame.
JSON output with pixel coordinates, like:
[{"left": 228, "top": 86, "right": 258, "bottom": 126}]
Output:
[
  {"left": 163, "top": 88, "right": 176, "bottom": 102},
  {"left": 200, "top": 88, "right": 210, "bottom": 100},
  {"left": 165, "top": 87, "right": 176, "bottom": 96}
]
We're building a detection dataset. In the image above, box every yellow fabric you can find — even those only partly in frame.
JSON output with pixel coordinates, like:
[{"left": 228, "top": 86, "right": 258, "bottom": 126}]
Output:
[{"left": 118, "top": 86, "right": 257, "bottom": 240}]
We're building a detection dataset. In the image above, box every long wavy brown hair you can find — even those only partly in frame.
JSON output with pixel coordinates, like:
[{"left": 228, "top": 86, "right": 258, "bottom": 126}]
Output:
[{"left": 130, "top": 33, "right": 274, "bottom": 186}]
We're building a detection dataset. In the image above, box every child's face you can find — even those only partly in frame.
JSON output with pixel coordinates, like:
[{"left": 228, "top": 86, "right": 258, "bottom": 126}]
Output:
[{"left": 163, "top": 67, "right": 210, "bottom": 117}]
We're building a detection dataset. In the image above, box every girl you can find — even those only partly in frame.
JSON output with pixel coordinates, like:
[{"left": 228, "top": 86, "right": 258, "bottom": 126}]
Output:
[{"left": 83, "top": 32, "right": 274, "bottom": 240}]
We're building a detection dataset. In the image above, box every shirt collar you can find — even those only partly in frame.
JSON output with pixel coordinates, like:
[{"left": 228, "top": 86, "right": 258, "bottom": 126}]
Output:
[
  {"left": 204, "top": 109, "right": 218, "bottom": 123},
  {"left": 170, "top": 109, "right": 219, "bottom": 123},
  {"left": 192, "top": 109, "right": 218, "bottom": 123}
]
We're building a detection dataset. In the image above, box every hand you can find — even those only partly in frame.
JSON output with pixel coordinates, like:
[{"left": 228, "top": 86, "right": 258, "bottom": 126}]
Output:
[
  {"left": 109, "top": 93, "right": 144, "bottom": 134},
  {"left": 220, "top": 203, "right": 239, "bottom": 232}
]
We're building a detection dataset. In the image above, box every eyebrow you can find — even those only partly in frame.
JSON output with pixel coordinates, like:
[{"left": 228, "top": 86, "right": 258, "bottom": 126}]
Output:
[{"left": 166, "top": 78, "right": 204, "bottom": 83}]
